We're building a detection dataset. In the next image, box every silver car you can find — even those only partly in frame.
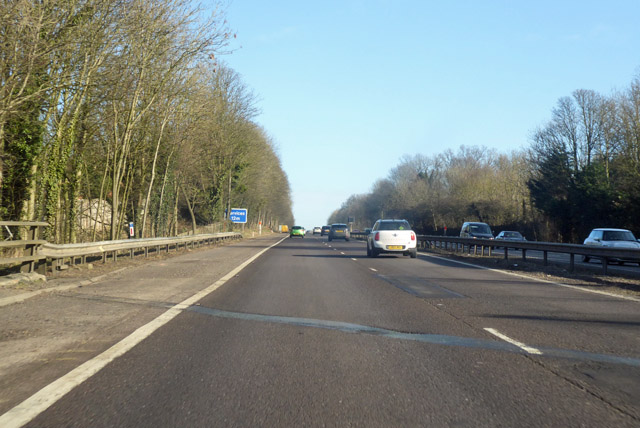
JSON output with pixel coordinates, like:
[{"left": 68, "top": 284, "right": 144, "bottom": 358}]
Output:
[
  {"left": 583, "top": 228, "right": 640, "bottom": 264},
  {"left": 328, "top": 223, "right": 350, "bottom": 242}
]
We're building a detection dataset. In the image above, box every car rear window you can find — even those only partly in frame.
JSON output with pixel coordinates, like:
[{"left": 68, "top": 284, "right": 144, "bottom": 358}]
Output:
[
  {"left": 331, "top": 224, "right": 347, "bottom": 229},
  {"left": 378, "top": 221, "right": 410, "bottom": 230},
  {"left": 470, "top": 224, "right": 491, "bottom": 234}
]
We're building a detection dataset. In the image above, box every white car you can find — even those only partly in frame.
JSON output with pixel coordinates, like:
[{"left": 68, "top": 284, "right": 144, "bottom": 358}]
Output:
[
  {"left": 312, "top": 227, "right": 321, "bottom": 235},
  {"left": 366, "top": 219, "right": 417, "bottom": 258},
  {"left": 583, "top": 228, "right": 640, "bottom": 264}
]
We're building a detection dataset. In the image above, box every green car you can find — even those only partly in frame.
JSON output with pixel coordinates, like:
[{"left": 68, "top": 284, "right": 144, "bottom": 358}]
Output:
[{"left": 290, "top": 225, "right": 305, "bottom": 238}]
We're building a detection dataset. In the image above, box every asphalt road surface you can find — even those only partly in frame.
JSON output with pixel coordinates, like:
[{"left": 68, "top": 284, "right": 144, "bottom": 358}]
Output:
[{"left": 2, "top": 234, "right": 639, "bottom": 427}]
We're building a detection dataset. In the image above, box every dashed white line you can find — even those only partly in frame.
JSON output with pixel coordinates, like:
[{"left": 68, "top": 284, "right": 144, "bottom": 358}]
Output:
[
  {"left": 484, "top": 328, "right": 543, "bottom": 355},
  {"left": 369, "top": 268, "right": 378, "bottom": 272},
  {"left": 351, "top": 258, "right": 357, "bottom": 261},
  {"left": 340, "top": 252, "right": 345, "bottom": 255}
]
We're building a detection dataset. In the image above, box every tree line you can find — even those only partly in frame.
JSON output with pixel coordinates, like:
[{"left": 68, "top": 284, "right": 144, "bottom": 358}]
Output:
[
  {"left": 1, "top": 0, "right": 294, "bottom": 243},
  {"left": 329, "top": 75, "right": 640, "bottom": 243}
]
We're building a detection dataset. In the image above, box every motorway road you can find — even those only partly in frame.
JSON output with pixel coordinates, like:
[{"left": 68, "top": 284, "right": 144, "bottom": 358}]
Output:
[{"left": 3, "top": 234, "right": 640, "bottom": 427}]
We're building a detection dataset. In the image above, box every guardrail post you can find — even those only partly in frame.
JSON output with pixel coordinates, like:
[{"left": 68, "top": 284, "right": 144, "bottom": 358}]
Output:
[
  {"left": 569, "top": 253, "right": 575, "bottom": 272},
  {"left": 522, "top": 249, "right": 527, "bottom": 262},
  {"left": 602, "top": 258, "right": 608, "bottom": 275},
  {"left": 504, "top": 247, "right": 508, "bottom": 260},
  {"left": 543, "top": 251, "right": 548, "bottom": 266}
]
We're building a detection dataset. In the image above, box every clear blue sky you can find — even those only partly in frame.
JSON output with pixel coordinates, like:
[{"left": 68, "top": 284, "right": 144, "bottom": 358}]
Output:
[{"left": 219, "top": 0, "right": 640, "bottom": 228}]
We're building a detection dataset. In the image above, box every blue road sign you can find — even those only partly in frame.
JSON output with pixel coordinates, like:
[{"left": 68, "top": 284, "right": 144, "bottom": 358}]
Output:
[{"left": 230, "top": 208, "right": 247, "bottom": 223}]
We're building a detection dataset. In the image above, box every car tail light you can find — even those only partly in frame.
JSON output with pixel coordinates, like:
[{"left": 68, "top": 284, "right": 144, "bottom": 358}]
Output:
[
  {"left": 374, "top": 232, "right": 380, "bottom": 241},
  {"left": 411, "top": 232, "right": 415, "bottom": 241}
]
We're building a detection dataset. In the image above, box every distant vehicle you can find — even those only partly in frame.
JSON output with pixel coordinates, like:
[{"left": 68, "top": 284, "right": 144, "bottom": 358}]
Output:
[
  {"left": 328, "top": 224, "right": 349, "bottom": 242},
  {"left": 312, "top": 227, "right": 321, "bottom": 235},
  {"left": 290, "top": 225, "right": 305, "bottom": 238},
  {"left": 321, "top": 225, "right": 330, "bottom": 236},
  {"left": 496, "top": 231, "right": 526, "bottom": 241},
  {"left": 366, "top": 219, "right": 417, "bottom": 258},
  {"left": 583, "top": 228, "right": 640, "bottom": 264},
  {"left": 278, "top": 225, "right": 289, "bottom": 233},
  {"left": 460, "top": 222, "right": 494, "bottom": 239}
]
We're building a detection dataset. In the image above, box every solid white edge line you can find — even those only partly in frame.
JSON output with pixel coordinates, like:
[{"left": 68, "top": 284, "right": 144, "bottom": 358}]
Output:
[
  {"left": 484, "top": 328, "right": 543, "bottom": 355},
  {"left": 418, "top": 251, "right": 640, "bottom": 303},
  {"left": 0, "top": 236, "right": 287, "bottom": 428}
]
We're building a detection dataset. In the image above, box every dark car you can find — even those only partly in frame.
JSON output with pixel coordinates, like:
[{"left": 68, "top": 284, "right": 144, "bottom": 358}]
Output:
[
  {"left": 320, "top": 225, "right": 330, "bottom": 236},
  {"left": 496, "top": 231, "right": 526, "bottom": 241},
  {"left": 460, "top": 221, "right": 494, "bottom": 239},
  {"left": 328, "top": 223, "right": 350, "bottom": 242}
]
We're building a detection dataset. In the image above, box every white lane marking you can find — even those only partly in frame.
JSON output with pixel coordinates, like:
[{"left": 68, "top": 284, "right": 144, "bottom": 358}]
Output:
[
  {"left": 369, "top": 268, "right": 378, "bottom": 272},
  {"left": 418, "top": 252, "right": 640, "bottom": 303},
  {"left": 340, "top": 252, "right": 345, "bottom": 255},
  {"left": 0, "top": 237, "right": 287, "bottom": 428},
  {"left": 351, "top": 258, "right": 357, "bottom": 261},
  {"left": 484, "top": 328, "right": 543, "bottom": 355}
]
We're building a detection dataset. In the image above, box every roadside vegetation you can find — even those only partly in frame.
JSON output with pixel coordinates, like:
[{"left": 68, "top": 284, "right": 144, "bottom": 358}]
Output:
[
  {"left": 0, "top": 0, "right": 294, "bottom": 243},
  {"left": 329, "top": 76, "right": 640, "bottom": 243}
]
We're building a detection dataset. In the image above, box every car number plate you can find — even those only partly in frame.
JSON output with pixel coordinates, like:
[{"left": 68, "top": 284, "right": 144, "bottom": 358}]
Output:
[
  {"left": 387, "top": 245, "right": 403, "bottom": 250},
  {"left": 336, "top": 230, "right": 343, "bottom": 233}
]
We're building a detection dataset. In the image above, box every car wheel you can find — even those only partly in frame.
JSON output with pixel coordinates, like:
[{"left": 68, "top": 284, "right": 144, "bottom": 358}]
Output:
[
  {"left": 371, "top": 248, "right": 379, "bottom": 257},
  {"left": 583, "top": 256, "right": 590, "bottom": 263},
  {"left": 366, "top": 242, "right": 372, "bottom": 257},
  {"left": 328, "top": 237, "right": 332, "bottom": 242},
  {"left": 345, "top": 237, "right": 350, "bottom": 242},
  {"left": 410, "top": 248, "right": 417, "bottom": 259}
]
